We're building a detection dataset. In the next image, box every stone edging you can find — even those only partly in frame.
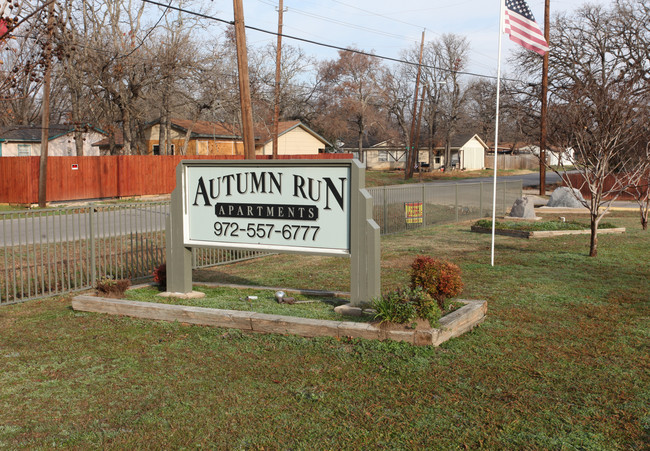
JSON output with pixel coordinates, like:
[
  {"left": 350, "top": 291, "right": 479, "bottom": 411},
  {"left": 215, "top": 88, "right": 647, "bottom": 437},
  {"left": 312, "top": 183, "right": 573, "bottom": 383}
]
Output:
[
  {"left": 471, "top": 225, "right": 626, "bottom": 239},
  {"left": 71, "top": 295, "right": 487, "bottom": 346}
]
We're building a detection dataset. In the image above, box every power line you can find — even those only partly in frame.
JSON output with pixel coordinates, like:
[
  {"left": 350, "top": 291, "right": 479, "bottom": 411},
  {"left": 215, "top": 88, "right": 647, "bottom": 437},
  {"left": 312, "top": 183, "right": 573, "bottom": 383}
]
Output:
[{"left": 141, "top": 0, "right": 518, "bottom": 83}]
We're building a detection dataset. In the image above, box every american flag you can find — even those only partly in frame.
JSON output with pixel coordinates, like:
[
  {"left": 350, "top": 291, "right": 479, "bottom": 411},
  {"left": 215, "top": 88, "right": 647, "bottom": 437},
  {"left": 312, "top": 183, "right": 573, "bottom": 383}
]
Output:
[{"left": 504, "top": 0, "right": 549, "bottom": 56}]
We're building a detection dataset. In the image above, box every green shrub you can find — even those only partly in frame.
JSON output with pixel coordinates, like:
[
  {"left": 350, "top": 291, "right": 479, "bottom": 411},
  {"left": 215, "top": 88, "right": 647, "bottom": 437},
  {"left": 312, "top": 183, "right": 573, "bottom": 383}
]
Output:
[
  {"left": 372, "top": 286, "right": 441, "bottom": 327},
  {"left": 410, "top": 255, "right": 463, "bottom": 310},
  {"left": 96, "top": 277, "right": 131, "bottom": 298},
  {"left": 473, "top": 219, "right": 618, "bottom": 231}
]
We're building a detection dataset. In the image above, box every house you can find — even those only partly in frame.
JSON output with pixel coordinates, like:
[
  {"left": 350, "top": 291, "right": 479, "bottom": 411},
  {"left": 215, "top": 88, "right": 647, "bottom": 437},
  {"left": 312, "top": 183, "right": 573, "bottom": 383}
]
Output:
[
  {"left": 93, "top": 119, "right": 331, "bottom": 157},
  {"left": 93, "top": 119, "right": 245, "bottom": 156},
  {"left": 359, "top": 134, "right": 487, "bottom": 171},
  {"left": 0, "top": 125, "right": 105, "bottom": 156},
  {"left": 256, "top": 121, "right": 331, "bottom": 156},
  {"left": 525, "top": 145, "right": 575, "bottom": 166},
  {"left": 444, "top": 133, "right": 488, "bottom": 170},
  {"left": 144, "top": 118, "right": 245, "bottom": 156}
]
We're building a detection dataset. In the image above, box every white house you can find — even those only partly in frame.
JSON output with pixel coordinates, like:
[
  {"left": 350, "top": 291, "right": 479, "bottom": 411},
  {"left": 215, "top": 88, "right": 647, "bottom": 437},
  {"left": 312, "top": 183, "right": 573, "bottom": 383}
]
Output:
[
  {"left": 448, "top": 134, "right": 488, "bottom": 170},
  {"left": 360, "top": 134, "right": 487, "bottom": 171},
  {"left": 525, "top": 145, "right": 575, "bottom": 166},
  {"left": 0, "top": 125, "right": 105, "bottom": 156}
]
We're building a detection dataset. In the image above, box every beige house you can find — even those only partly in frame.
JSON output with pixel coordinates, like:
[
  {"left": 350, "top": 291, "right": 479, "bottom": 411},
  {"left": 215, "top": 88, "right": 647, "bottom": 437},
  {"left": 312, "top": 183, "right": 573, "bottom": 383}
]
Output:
[
  {"left": 256, "top": 121, "right": 331, "bottom": 156},
  {"left": 94, "top": 119, "right": 331, "bottom": 157},
  {"left": 0, "top": 125, "right": 105, "bottom": 156}
]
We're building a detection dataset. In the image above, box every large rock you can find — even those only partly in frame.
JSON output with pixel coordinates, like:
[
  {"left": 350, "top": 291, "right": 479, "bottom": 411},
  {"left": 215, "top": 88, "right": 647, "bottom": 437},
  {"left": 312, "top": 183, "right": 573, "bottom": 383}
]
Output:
[
  {"left": 509, "top": 196, "right": 537, "bottom": 219},
  {"left": 547, "top": 186, "right": 585, "bottom": 208}
]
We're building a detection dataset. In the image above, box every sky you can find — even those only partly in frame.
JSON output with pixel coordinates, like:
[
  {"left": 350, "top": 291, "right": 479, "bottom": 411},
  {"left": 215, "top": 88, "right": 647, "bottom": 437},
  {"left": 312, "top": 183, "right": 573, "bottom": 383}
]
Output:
[{"left": 189, "top": 0, "right": 599, "bottom": 81}]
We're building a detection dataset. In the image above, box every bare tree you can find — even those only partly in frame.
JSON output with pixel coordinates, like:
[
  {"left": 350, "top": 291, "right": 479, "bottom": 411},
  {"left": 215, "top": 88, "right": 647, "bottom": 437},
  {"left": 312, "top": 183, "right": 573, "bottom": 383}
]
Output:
[
  {"left": 518, "top": 4, "right": 649, "bottom": 256},
  {"left": 436, "top": 34, "right": 470, "bottom": 172},
  {"left": 315, "top": 49, "right": 386, "bottom": 162}
]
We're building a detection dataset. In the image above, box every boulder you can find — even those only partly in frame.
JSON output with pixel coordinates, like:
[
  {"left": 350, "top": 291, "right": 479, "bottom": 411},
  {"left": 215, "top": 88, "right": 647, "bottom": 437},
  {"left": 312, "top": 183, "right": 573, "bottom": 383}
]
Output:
[
  {"left": 547, "top": 186, "right": 585, "bottom": 208},
  {"left": 509, "top": 196, "right": 537, "bottom": 219}
]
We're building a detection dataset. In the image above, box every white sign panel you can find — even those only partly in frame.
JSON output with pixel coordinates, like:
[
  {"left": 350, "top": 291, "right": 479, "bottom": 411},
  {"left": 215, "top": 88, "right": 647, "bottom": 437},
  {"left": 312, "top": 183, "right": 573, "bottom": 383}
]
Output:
[{"left": 183, "top": 162, "right": 351, "bottom": 255}]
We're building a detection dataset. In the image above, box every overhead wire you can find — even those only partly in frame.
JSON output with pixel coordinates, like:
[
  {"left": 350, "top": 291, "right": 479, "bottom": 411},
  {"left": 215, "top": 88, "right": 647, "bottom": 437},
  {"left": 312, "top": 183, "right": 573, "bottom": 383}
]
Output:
[{"left": 141, "top": 0, "right": 522, "bottom": 83}]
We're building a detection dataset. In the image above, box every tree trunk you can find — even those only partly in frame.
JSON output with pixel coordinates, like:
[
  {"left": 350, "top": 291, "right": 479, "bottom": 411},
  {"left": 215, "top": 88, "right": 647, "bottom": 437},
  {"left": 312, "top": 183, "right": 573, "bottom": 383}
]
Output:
[
  {"left": 71, "top": 92, "right": 84, "bottom": 156},
  {"left": 589, "top": 214, "right": 599, "bottom": 257},
  {"left": 158, "top": 114, "right": 167, "bottom": 156},
  {"left": 444, "top": 139, "right": 451, "bottom": 172},
  {"left": 358, "top": 130, "right": 364, "bottom": 164},
  {"left": 640, "top": 207, "right": 648, "bottom": 231}
]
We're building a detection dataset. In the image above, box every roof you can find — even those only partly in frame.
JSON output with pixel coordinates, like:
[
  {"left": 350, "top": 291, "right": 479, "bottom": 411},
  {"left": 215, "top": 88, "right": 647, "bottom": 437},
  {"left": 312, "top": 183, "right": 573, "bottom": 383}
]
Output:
[
  {"left": 449, "top": 133, "right": 488, "bottom": 149},
  {"left": 0, "top": 125, "right": 98, "bottom": 142},
  {"left": 167, "top": 118, "right": 240, "bottom": 139},
  {"left": 94, "top": 119, "right": 332, "bottom": 149},
  {"left": 255, "top": 121, "right": 332, "bottom": 147}
]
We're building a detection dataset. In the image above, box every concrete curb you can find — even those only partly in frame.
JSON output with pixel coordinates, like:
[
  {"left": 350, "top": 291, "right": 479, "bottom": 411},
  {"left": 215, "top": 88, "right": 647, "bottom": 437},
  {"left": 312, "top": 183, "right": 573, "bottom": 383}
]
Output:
[
  {"left": 471, "top": 225, "right": 626, "bottom": 239},
  {"left": 71, "top": 295, "right": 487, "bottom": 346}
]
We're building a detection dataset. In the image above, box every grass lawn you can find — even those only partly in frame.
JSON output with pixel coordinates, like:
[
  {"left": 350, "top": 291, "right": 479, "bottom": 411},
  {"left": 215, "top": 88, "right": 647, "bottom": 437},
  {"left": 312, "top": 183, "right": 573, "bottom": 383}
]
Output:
[
  {"left": 0, "top": 210, "right": 648, "bottom": 448},
  {"left": 124, "top": 285, "right": 370, "bottom": 322}
]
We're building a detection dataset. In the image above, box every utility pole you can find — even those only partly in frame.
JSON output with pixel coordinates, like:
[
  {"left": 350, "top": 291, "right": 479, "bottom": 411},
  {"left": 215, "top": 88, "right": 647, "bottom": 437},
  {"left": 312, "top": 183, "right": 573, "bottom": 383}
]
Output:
[
  {"left": 413, "top": 83, "right": 426, "bottom": 178},
  {"left": 405, "top": 30, "right": 425, "bottom": 180},
  {"left": 539, "top": 0, "right": 550, "bottom": 195},
  {"left": 38, "top": 0, "right": 55, "bottom": 208},
  {"left": 233, "top": 0, "right": 256, "bottom": 159},
  {"left": 272, "top": 0, "right": 286, "bottom": 159}
]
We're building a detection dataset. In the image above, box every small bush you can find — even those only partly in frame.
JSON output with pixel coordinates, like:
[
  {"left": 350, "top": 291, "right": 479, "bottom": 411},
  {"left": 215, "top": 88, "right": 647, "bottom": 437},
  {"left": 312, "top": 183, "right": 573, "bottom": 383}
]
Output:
[
  {"left": 153, "top": 263, "right": 166, "bottom": 290},
  {"left": 372, "top": 286, "right": 441, "bottom": 327},
  {"left": 410, "top": 255, "right": 463, "bottom": 310},
  {"left": 96, "top": 277, "right": 131, "bottom": 298}
]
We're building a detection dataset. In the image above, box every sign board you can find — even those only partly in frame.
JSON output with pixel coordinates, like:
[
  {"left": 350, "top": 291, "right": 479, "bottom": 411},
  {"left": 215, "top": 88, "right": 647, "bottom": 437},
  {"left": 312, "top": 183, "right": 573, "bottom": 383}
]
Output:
[
  {"left": 405, "top": 202, "right": 423, "bottom": 224},
  {"left": 168, "top": 159, "right": 380, "bottom": 306},
  {"left": 71, "top": 164, "right": 79, "bottom": 170},
  {"left": 183, "top": 162, "right": 351, "bottom": 255}
]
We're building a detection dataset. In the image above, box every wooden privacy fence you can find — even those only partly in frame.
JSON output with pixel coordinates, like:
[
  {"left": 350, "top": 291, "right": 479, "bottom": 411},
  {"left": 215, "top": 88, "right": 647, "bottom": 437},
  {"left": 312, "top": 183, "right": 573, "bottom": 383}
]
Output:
[
  {"left": 564, "top": 172, "right": 648, "bottom": 200},
  {"left": 485, "top": 154, "right": 539, "bottom": 170},
  {"left": 0, "top": 154, "right": 352, "bottom": 204}
]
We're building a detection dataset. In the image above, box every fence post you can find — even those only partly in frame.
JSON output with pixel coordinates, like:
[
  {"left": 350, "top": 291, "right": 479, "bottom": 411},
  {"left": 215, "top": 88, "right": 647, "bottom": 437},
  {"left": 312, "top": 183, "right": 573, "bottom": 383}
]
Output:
[
  {"left": 479, "top": 182, "right": 483, "bottom": 217},
  {"left": 503, "top": 181, "right": 507, "bottom": 215},
  {"left": 382, "top": 186, "right": 388, "bottom": 234},
  {"left": 455, "top": 183, "right": 459, "bottom": 222},
  {"left": 421, "top": 184, "right": 426, "bottom": 228},
  {"left": 88, "top": 204, "right": 96, "bottom": 287}
]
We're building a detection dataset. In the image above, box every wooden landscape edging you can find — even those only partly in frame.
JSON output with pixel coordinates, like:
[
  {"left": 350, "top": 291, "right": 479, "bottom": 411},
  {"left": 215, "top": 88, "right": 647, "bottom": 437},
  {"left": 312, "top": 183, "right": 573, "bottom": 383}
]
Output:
[
  {"left": 471, "top": 225, "right": 626, "bottom": 239},
  {"left": 71, "top": 295, "right": 487, "bottom": 346}
]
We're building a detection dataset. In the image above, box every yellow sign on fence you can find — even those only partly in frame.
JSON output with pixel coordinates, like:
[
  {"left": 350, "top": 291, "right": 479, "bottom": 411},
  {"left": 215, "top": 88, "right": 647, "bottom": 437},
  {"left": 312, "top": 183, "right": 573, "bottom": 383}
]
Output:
[{"left": 405, "top": 202, "right": 423, "bottom": 224}]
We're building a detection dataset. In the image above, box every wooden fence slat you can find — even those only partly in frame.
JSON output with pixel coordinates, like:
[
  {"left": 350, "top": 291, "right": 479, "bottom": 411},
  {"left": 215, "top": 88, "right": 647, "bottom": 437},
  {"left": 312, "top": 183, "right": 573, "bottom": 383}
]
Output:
[{"left": 0, "top": 154, "right": 353, "bottom": 204}]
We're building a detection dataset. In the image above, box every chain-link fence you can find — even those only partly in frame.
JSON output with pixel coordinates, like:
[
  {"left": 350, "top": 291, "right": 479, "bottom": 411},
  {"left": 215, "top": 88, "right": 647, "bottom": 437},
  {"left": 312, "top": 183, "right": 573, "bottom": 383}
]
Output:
[{"left": 368, "top": 180, "right": 522, "bottom": 234}]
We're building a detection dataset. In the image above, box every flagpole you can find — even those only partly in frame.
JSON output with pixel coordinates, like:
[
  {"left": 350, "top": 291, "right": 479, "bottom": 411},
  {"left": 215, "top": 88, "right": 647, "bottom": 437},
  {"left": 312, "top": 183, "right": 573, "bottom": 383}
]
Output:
[{"left": 491, "top": 0, "right": 505, "bottom": 267}]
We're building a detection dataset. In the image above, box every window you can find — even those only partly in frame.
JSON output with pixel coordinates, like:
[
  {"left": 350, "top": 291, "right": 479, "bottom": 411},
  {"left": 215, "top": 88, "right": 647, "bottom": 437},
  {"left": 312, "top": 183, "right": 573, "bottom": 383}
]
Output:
[
  {"left": 153, "top": 144, "right": 175, "bottom": 155},
  {"left": 17, "top": 144, "right": 31, "bottom": 156},
  {"left": 378, "top": 151, "right": 388, "bottom": 162}
]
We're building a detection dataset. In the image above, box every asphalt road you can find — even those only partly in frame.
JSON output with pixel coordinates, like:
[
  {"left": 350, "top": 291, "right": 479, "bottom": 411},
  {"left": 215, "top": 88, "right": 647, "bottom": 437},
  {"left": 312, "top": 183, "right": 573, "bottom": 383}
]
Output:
[
  {"left": 0, "top": 172, "right": 559, "bottom": 247},
  {"left": 426, "top": 171, "right": 562, "bottom": 188},
  {"left": 0, "top": 204, "right": 169, "bottom": 247}
]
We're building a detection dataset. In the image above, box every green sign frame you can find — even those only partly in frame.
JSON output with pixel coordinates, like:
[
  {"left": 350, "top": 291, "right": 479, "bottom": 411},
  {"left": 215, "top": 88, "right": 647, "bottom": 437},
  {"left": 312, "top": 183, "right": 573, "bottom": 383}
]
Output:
[{"left": 166, "top": 159, "right": 380, "bottom": 306}]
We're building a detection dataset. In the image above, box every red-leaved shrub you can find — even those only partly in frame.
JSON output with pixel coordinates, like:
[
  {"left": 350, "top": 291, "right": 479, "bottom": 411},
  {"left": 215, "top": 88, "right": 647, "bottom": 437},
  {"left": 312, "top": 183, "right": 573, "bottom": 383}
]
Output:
[
  {"left": 153, "top": 263, "right": 166, "bottom": 290},
  {"left": 410, "top": 255, "right": 463, "bottom": 309}
]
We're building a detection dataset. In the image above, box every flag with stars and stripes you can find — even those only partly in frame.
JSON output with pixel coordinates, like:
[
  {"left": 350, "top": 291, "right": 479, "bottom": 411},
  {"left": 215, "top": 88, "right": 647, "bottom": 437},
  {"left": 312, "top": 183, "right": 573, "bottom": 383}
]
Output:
[{"left": 504, "top": 0, "right": 549, "bottom": 56}]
